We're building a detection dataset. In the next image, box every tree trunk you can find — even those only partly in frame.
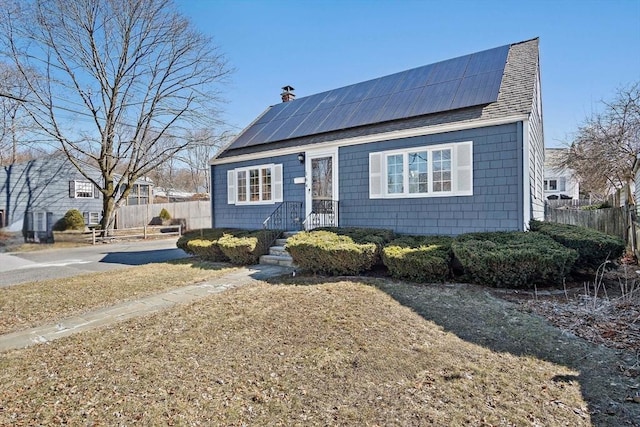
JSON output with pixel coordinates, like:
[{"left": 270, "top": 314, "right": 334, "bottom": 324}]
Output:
[{"left": 100, "top": 193, "right": 116, "bottom": 237}]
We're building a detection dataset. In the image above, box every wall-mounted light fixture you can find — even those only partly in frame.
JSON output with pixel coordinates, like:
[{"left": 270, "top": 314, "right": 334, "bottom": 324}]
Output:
[{"left": 297, "top": 153, "right": 305, "bottom": 163}]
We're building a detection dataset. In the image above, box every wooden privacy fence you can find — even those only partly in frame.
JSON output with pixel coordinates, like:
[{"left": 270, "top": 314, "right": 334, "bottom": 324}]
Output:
[
  {"left": 115, "top": 200, "right": 211, "bottom": 230},
  {"left": 92, "top": 225, "right": 181, "bottom": 244},
  {"left": 544, "top": 204, "right": 634, "bottom": 243}
]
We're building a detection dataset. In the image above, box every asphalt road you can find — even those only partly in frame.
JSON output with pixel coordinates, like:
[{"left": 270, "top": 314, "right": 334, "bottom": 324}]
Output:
[{"left": 0, "top": 238, "right": 190, "bottom": 287}]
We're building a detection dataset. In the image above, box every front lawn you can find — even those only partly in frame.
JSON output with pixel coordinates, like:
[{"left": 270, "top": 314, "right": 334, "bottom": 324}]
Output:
[
  {"left": 1, "top": 279, "right": 595, "bottom": 426},
  {"left": 0, "top": 259, "right": 234, "bottom": 335}
]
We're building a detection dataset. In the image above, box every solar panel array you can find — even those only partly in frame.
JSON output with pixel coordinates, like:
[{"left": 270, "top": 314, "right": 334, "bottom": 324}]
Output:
[{"left": 228, "top": 44, "right": 509, "bottom": 151}]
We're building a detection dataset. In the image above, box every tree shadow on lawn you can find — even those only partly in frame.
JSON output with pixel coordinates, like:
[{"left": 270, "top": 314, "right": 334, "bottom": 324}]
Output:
[{"left": 270, "top": 274, "right": 640, "bottom": 427}]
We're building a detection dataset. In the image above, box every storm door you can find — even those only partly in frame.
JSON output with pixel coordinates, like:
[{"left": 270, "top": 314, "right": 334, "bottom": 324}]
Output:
[{"left": 305, "top": 150, "right": 338, "bottom": 229}]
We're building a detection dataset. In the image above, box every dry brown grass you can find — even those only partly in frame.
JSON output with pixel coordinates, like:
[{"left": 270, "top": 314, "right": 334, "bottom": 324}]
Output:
[
  {"left": 0, "top": 281, "right": 590, "bottom": 426},
  {"left": 0, "top": 260, "right": 234, "bottom": 335}
]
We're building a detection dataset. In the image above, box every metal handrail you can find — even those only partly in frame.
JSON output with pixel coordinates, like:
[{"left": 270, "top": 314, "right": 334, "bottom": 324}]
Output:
[
  {"left": 263, "top": 201, "right": 304, "bottom": 231},
  {"left": 303, "top": 199, "right": 339, "bottom": 229}
]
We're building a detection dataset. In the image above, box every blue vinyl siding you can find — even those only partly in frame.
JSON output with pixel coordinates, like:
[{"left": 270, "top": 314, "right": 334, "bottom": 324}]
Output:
[
  {"left": 338, "top": 123, "right": 522, "bottom": 235},
  {"left": 0, "top": 157, "right": 104, "bottom": 231},
  {"left": 212, "top": 123, "right": 523, "bottom": 235},
  {"left": 212, "top": 154, "right": 305, "bottom": 229}
]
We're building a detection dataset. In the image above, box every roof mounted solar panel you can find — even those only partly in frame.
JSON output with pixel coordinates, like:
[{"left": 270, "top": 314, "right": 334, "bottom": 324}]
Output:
[
  {"left": 225, "top": 43, "right": 510, "bottom": 151},
  {"left": 450, "top": 70, "right": 503, "bottom": 110}
]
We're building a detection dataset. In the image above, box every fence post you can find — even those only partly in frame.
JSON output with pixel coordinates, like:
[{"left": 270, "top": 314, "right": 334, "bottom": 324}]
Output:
[
  {"left": 179, "top": 224, "right": 182, "bottom": 236},
  {"left": 144, "top": 225, "right": 147, "bottom": 239},
  {"left": 92, "top": 229, "right": 96, "bottom": 245}
]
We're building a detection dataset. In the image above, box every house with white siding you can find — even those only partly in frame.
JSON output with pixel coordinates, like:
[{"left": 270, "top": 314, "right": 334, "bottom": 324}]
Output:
[{"left": 544, "top": 148, "right": 580, "bottom": 200}]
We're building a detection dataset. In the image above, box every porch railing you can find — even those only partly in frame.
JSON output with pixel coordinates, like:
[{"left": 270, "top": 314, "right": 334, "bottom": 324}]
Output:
[
  {"left": 263, "top": 201, "right": 304, "bottom": 231},
  {"left": 303, "top": 200, "right": 339, "bottom": 229}
]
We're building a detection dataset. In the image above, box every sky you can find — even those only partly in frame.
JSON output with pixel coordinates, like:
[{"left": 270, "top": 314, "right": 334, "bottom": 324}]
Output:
[{"left": 176, "top": 0, "right": 640, "bottom": 148}]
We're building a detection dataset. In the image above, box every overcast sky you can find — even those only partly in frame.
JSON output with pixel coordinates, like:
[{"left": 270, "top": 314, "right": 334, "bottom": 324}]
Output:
[{"left": 177, "top": 0, "right": 640, "bottom": 148}]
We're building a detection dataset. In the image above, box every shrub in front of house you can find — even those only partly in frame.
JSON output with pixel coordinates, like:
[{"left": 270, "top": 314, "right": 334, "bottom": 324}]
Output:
[
  {"left": 316, "top": 227, "right": 397, "bottom": 267},
  {"left": 178, "top": 228, "right": 279, "bottom": 264},
  {"left": 382, "top": 235, "right": 452, "bottom": 283},
  {"left": 185, "top": 238, "right": 228, "bottom": 262},
  {"left": 177, "top": 228, "right": 239, "bottom": 252},
  {"left": 53, "top": 209, "right": 86, "bottom": 231},
  {"left": 178, "top": 228, "right": 241, "bottom": 261},
  {"left": 451, "top": 231, "right": 578, "bottom": 288},
  {"left": 529, "top": 220, "right": 625, "bottom": 270},
  {"left": 286, "top": 230, "right": 378, "bottom": 275},
  {"left": 217, "top": 229, "right": 281, "bottom": 265},
  {"left": 316, "top": 227, "right": 396, "bottom": 248}
]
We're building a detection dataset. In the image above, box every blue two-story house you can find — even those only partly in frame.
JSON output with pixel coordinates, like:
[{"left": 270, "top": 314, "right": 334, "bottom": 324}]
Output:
[
  {"left": 0, "top": 156, "right": 152, "bottom": 240},
  {"left": 210, "top": 38, "right": 544, "bottom": 236}
]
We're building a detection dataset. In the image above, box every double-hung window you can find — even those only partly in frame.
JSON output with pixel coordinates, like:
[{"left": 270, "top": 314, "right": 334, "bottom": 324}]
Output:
[
  {"left": 70, "top": 181, "right": 98, "bottom": 199},
  {"left": 369, "top": 141, "right": 472, "bottom": 198},
  {"left": 227, "top": 163, "right": 283, "bottom": 205},
  {"left": 544, "top": 178, "right": 565, "bottom": 192}
]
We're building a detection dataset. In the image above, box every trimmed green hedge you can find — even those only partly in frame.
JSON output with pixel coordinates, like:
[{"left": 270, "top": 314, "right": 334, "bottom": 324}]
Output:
[
  {"left": 186, "top": 238, "right": 228, "bottom": 262},
  {"left": 530, "top": 220, "right": 625, "bottom": 270},
  {"left": 286, "top": 230, "right": 378, "bottom": 275},
  {"left": 382, "top": 235, "right": 452, "bottom": 283},
  {"left": 452, "top": 231, "right": 578, "bottom": 288},
  {"left": 218, "top": 230, "right": 281, "bottom": 265},
  {"left": 178, "top": 228, "right": 279, "bottom": 264},
  {"left": 316, "top": 227, "right": 396, "bottom": 247},
  {"left": 177, "top": 228, "right": 240, "bottom": 252}
]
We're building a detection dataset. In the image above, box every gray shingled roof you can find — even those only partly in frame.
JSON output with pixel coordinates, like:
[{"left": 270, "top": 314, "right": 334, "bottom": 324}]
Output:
[{"left": 218, "top": 38, "right": 539, "bottom": 159}]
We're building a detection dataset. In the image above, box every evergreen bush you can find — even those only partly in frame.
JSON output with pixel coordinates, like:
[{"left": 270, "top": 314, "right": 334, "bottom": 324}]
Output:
[
  {"left": 530, "top": 220, "right": 625, "bottom": 270},
  {"left": 452, "top": 231, "right": 578, "bottom": 288},
  {"left": 218, "top": 230, "right": 280, "bottom": 265},
  {"left": 178, "top": 228, "right": 279, "bottom": 264},
  {"left": 286, "top": 230, "right": 378, "bottom": 275},
  {"left": 53, "top": 209, "right": 86, "bottom": 231},
  {"left": 185, "top": 239, "right": 228, "bottom": 262},
  {"left": 159, "top": 208, "right": 171, "bottom": 221},
  {"left": 382, "top": 235, "right": 452, "bottom": 283}
]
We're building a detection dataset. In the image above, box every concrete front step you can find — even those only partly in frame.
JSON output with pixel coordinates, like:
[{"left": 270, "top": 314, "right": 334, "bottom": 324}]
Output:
[
  {"left": 260, "top": 231, "right": 298, "bottom": 267},
  {"left": 259, "top": 254, "right": 294, "bottom": 267},
  {"left": 269, "top": 245, "right": 287, "bottom": 256}
]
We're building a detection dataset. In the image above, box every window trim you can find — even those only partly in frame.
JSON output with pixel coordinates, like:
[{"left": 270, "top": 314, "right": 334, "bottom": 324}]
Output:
[
  {"left": 228, "top": 163, "right": 283, "bottom": 205},
  {"left": 544, "top": 178, "right": 565, "bottom": 192},
  {"left": 370, "top": 141, "right": 473, "bottom": 199},
  {"left": 83, "top": 211, "right": 100, "bottom": 225},
  {"left": 74, "top": 181, "right": 95, "bottom": 199}
]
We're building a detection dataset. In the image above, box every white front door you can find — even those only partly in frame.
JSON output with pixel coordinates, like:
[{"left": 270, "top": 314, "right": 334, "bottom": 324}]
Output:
[{"left": 305, "top": 149, "right": 338, "bottom": 229}]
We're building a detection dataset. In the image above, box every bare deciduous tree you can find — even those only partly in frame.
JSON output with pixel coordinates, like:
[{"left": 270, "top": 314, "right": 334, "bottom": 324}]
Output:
[
  {"left": 178, "top": 129, "right": 232, "bottom": 194},
  {"left": 0, "top": 62, "right": 34, "bottom": 164},
  {"left": 559, "top": 82, "right": 640, "bottom": 198},
  {"left": 0, "top": 0, "right": 231, "bottom": 231}
]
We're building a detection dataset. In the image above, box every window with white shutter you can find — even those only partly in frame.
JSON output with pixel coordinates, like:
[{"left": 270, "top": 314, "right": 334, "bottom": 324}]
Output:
[
  {"left": 227, "top": 164, "right": 282, "bottom": 205},
  {"left": 369, "top": 141, "right": 473, "bottom": 198}
]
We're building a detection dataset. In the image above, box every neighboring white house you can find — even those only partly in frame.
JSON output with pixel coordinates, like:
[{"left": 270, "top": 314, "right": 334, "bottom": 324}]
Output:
[{"left": 544, "top": 148, "right": 580, "bottom": 200}]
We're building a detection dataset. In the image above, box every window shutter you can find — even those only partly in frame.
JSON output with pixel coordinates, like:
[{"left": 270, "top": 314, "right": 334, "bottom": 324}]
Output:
[
  {"left": 93, "top": 184, "right": 100, "bottom": 199},
  {"left": 273, "top": 164, "right": 283, "bottom": 202},
  {"left": 227, "top": 170, "right": 236, "bottom": 204},
  {"left": 369, "top": 153, "right": 383, "bottom": 198},
  {"left": 69, "top": 181, "right": 75, "bottom": 198},
  {"left": 454, "top": 142, "right": 473, "bottom": 195}
]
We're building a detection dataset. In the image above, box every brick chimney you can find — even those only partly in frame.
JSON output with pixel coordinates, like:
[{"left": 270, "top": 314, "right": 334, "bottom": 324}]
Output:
[{"left": 281, "top": 85, "right": 295, "bottom": 102}]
